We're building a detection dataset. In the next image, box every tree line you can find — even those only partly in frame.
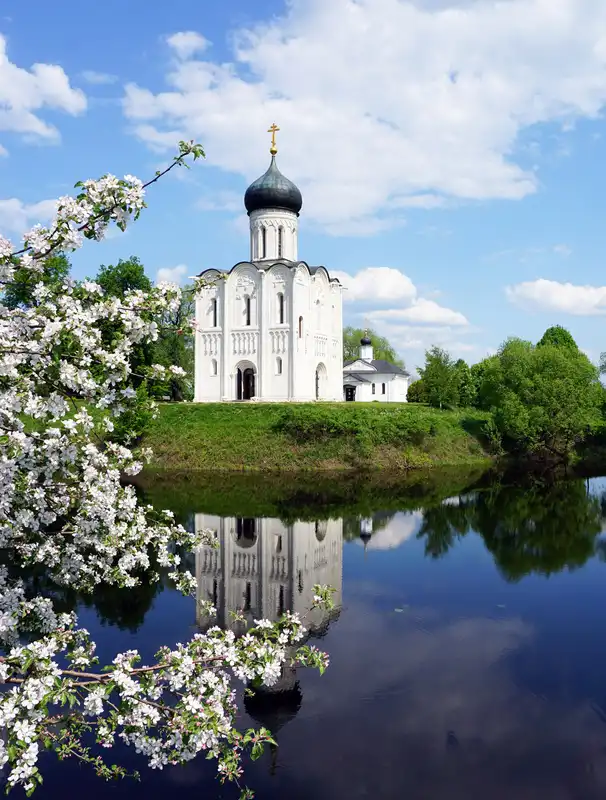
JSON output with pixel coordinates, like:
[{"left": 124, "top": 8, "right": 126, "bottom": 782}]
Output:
[{"left": 408, "top": 325, "right": 605, "bottom": 463}]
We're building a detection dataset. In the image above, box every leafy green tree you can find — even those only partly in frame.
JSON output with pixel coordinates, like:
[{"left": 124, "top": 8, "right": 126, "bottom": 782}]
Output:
[
  {"left": 92, "top": 257, "right": 153, "bottom": 387},
  {"left": 93, "top": 256, "right": 151, "bottom": 296},
  {"left": 343, "top": 326, "right": 404, "bottom": 367},
  {"left": 481, "top": 337, "right": 602, "bottom": 459},
  {"left": 537, "top": 325, "right": 578, "bottom": 351},
  {"left": 455, "top": 359, "right": 476, "bottom": 407},
  {"left": 2, "top": 252, "right": 71, "bottom": 309},
  {"left": 418, "top": 346, "right": 459, "bottom": 409},
  {"left": 406, "top": 378, "right": 426, "bottom": 403},
  {"left": 471, "top": 356, "right": 499, "bottom": 409},
  {"left": 150, "top": 286, "right": 195, "bottom": 401}
]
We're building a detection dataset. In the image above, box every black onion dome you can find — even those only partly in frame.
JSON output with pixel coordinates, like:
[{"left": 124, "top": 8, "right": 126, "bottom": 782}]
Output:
[
  {"left": 360, "top": 335, "right": 372, "bottom": 346},
  {"left": 244, "top": 156, "right": 303, "bottom": 215}
]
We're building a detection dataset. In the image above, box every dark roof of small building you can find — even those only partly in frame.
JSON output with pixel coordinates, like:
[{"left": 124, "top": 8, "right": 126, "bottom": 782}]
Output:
[
  {"left": 244, "top": 156, "right": 303, "bottom": 216},
  {"left": 343, "top": 358, "right": 410, "bottom": 377}
]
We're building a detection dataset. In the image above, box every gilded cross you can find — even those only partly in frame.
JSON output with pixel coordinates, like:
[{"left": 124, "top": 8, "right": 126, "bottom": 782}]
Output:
[{"left": 268, "top": 123, "right": 280, "bottom": 155}]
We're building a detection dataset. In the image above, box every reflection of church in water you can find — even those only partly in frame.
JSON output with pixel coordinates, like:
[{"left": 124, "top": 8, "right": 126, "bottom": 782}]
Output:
[
  {"left": 194, "top": 514, "right": 343, "bottom": 756},
  {"left": 195, "top": 514, "right": 343, "bottom": 635}
]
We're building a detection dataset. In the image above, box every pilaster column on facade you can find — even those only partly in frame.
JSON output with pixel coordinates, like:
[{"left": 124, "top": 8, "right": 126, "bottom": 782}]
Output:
[
  {"left": 221, "top": 281, "right": 230, "bottom": 400},
  {"left": 288, "top": 278, "right": 296, "bottom": 400},
  {"left": 194, "top": 294, "right": 203, "bottom": 402},
  {"left": 258, "top": 272, "right": 266, "bottom": 398}
]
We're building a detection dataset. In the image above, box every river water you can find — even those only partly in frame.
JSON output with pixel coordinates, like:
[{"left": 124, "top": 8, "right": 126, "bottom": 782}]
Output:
[{"left": 30, "top": 468, "right": 606, "bottom": 799}]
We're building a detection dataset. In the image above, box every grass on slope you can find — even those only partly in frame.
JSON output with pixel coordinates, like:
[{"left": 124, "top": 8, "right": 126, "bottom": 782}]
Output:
[{"left": 143, "top": 402, "right": 493, "bottom": 472}]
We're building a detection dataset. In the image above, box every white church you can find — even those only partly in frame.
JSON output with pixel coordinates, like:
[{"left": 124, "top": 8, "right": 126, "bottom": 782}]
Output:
[
  {"left": 194, "top": 126, "right": 344, "bottom": 403},
  {"left": 193, "top": 126, "right": 410, "bottom": 403}
]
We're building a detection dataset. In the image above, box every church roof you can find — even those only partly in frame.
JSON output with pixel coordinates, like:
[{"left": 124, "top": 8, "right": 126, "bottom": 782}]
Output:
[
  {"left": 344, "top": 359, "right": 410, "bottom": 377},
  {"left": 244, "top": 156, "right": 303, "bottom": 216},
  {"left": 197, "top": 259, "right": 341, "bottom": 283}
]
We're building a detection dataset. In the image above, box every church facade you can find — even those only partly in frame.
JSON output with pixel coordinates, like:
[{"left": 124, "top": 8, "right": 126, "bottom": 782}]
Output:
[{"left": 194, "top": 127, "right": 343, "bottom": 403}]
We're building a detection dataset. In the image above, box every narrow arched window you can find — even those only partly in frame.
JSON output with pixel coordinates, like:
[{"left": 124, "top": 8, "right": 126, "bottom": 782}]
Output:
[
  {"left": 245, "top": 296, "right": 251, "bottom": 326},
  {"left": 276, "top": 356, "right": 282, "bottom": 375},
  {"left": 382, "top": 383, "right": 386, "bottom": 395},
  {"left": 372, "top": 383, "right": 376, "bottom": 395},
  {"left": 211, "top": 359, "right": 217, "bottom": 376},
  {"left": 298, "top": 316, "right": 303, "bottom": 338},
  {"left": 261, "top": 226, "right": 267, "bottom": 259},
  {"left": 211, "top": 298, "right": 217, "bottom": 327},
  {"left": 278, "top": 292, "right": 284, "bottom": 324},
  {"left": 278, "top": 226, "right": 284, "bottom": 258}
]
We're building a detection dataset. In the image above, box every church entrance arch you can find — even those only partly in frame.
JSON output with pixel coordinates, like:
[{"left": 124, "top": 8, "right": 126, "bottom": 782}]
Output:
[
  {"left": 315, "top": 362, "right": 328, "bottom": 400},
  {"left": 236, "top": 361, "right": 256, "bottom": 400}
]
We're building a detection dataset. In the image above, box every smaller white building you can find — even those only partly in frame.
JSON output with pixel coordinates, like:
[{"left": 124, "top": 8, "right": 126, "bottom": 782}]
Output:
[{"left": 343, "top": 334, "right": 410, "bottom": 402}]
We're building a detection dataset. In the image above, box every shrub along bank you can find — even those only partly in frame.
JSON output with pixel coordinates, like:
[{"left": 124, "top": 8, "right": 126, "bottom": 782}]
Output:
[{"left": 141, "top": 402, "right": 493, "bottom": 472}]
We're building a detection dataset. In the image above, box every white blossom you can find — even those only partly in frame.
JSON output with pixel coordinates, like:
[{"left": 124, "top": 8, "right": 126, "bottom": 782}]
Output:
[{"left": 0, "top": 140, "right": 329, "bottom": 795}]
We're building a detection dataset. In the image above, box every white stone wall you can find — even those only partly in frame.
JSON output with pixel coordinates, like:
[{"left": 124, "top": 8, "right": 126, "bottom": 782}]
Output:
[
  {"left": 194, "top": 261, "right": 343, "bottom": 402},
  {"left": 194, "top": 514, "right": 343, "bottom": 632},
  {"left": 351, "top": 373, "right": 409, "bottom": 402}
]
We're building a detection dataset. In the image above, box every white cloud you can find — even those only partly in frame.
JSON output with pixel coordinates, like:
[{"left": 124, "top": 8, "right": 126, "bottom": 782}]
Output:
[
  {"left": 156, "top": 264, "right": 188, "bottom": 285},
  {"left": 358, "top": 512, "right": 422, "bottom": 551},
  {"left": 506, "top": 279, "right": 606, "bottom": 316},
  {"left": 166, "top": 31, "right": 209, "bottom": 60},
  {"left": 0, "top": 34, "right": 86, "bottom": 151},
  {"left": 336, "top": 266, "right": 472, "bottom": 362},
  {"left": 371, "top": 299, "right": 469, "bottom": 326},
  {"left": 0, "top": 197, "right": 56, "bottom": 235},
  {"left": 334, "top": 267, "right": 417, "bottom": 303},
  {"left": 81, "top": 70, "right": 117, "bottom": 85},
  {"left": 123, "top": 0, "right": 606, "bottom": 230}
]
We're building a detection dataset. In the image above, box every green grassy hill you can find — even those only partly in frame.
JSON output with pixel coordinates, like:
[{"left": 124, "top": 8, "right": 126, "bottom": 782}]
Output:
[{"left": 142, "top": 402, "right": 493, "bottom": 472}]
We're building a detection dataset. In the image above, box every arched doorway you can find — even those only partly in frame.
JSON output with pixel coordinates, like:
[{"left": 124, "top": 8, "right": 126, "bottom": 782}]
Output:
[
  {"left": 236, "top": 363, "right": 256, "bottom": 400},
  {"left": 315, "top": 362, "right": 328, "bottom": 400}
]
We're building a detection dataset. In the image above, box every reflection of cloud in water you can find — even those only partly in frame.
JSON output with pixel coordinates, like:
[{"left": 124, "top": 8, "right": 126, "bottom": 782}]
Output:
[
  {"left": 356, "top": 511, "right": 422, "bottom": 551},
  {"left": 262, "top": 595, "right": 606, "bottom": 799}
]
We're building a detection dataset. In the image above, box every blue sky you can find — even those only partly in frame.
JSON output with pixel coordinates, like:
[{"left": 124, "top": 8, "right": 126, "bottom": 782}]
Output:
[{"left": 3, "top": 0, "right": 606, "bottom": 372}]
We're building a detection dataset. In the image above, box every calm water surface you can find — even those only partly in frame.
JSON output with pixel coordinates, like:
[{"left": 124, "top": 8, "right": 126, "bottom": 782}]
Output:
[{"left": 32, "top": 470, "right": 606, "bottom": 798}]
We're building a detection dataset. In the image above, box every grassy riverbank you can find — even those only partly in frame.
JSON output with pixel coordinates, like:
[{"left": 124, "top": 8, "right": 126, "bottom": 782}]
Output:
[{"left": 142, "top": 402, "right": 494, "bottom": 472}]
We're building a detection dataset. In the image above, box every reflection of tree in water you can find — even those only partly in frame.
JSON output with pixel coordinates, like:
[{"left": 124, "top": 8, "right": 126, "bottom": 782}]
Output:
[
  {"left": 418, "top": 498, "right": 472, "bottom": 559},
  {"left": 417, "top": 479, "right": 605, "bottom": 581},
  {"left": 5, "top": 561, "right": 165, "bottom": 633}
]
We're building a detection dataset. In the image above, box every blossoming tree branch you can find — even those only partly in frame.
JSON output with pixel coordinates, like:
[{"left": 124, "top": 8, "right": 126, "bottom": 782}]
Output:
[{"left": 0, "top": 141, "right": 332, "bottom": 798}]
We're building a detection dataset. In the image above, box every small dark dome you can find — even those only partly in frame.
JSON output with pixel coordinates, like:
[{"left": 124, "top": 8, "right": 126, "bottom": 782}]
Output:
[
  {"left": 244, "top": 156, "right": 303, "bottom": 216},
  {"left": 360, "top": 335, "right": 372, "bottom": 346}
]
